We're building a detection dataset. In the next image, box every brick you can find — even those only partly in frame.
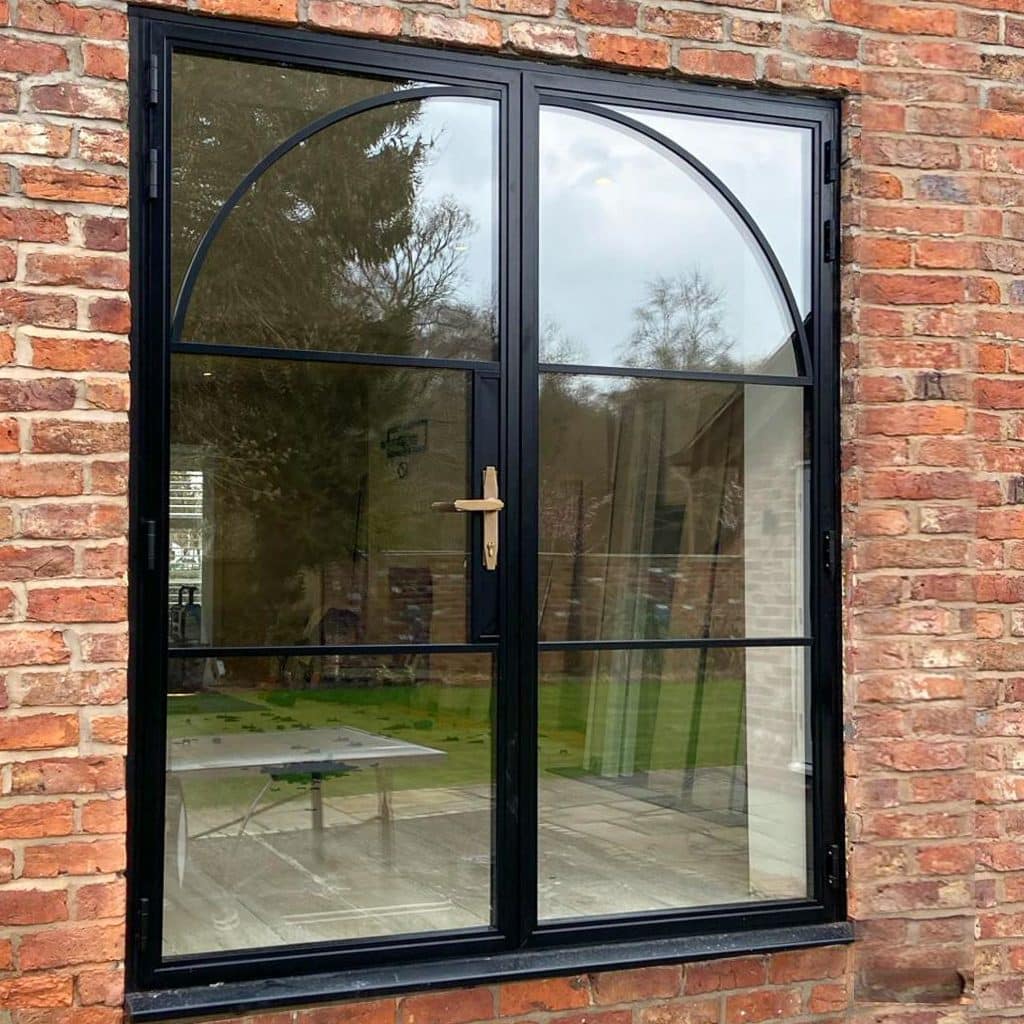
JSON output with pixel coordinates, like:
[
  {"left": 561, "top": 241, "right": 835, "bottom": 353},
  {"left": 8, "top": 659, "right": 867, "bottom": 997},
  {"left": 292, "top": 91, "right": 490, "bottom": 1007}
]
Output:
[
  {"left": 407, "top": 14, "right": 502, "bottom": 47},
  {"left": 724, "top": 990, "right": 801, "bottom": 1024},
  {"left": 26, "top": 253, "right": 127, "bottom": 291},
  {"left": 0, "top": 628, "right": 70, "bottom": 665},
  {"left": 0, "top": 121, "right": 71, "bottom": 155},
  {"left": 10, "top": 755, "right": 124, "bottom": 795},
  {"left": 590, "top": 966, "right": 680, "bottom": 1003},
  {"left": 0, "top": 799, "right": 73, "bottom": 838},
  {"left": 639, "top": 1002, "right": 719, "bottom": 1024},
  {"left": 500, "top": 977, "right": 590, "bottom": 1015},
  {"left": 31, "top": 419, "right": 129, "bottom": 455},
  {"left": 0, "top": 888, "right": 68, "bottom": 925},
  {"left": 400, "top": 989, "right": 494, "bottom": 1024},
  {"left": 586, "top": 32, "right": 669, "bottom": 68},
  {"left": 0, "top": 288, "right": 77, "bottom": 328},
  {"left": 308, "top": 1, "right": 404, "bottom": 35},
  {"left": 0, "top": 207, "right": 68, "bottom": 243},
  {"left": 18, "top": 922, "right": 124, "bottom": 970},
  {"left": 0, "top": 377, "right": 76, "bottom": 411},
  {"left": 787, "top": 25, "right": 859, "bottom": 58},
  {"left": 0, "top": 973, "right": 73, "bottom": 1008},
  {"left": 678, "top": 47, "right": 756, "bottom": 79},
  {"left": 76, "top": 968, "right": 123, "bottom": 1006},
  {"left": 508, "top": 22, "right": 579, "bottom": 56},
  {"left": 80, "top": 796, "right": 125, "bottom": 834},
  {"left": 27, "top": 585, "right": 126, "bottom": 622},
  {"left": 89, "top": 460, "right": 128, "bottom": 495},
  {"left": 0, "top": 462, "right": 84, "bottom": 497},
  {"left": 84, "top": 380, "right": 129, "bottom": 411},
  {"left": 17, "top": 0, "right": 127, "bottom": 39},
  {"left": 81, "top": 43, "right": 127, "bottom": 80},
  {"left": 568, "top": 0, "right": 637, "bottom": 27},
  {"left": 832, "top": 0, "right": 956, "bottom": 35},
  {"left": 0, "top": 711, "right": 77, "bottom": 750},
  {"left": 685, "top": 956, "right": 766, "bottom": 994},
  {"left": 22, "top": 838, "right": 124, "bottom": 877},
  {"left": 298, "top": 1001, "right": 395, "bottom": 1024},
  {"left": 73, "top": 878, "right": 125, "bottom": 920},
  {"left": 87, "top": 296, "right": 130, "bottom": 333},
  {"left": 77, "top": 127, "right": 129, "bottom": 167},
  {"left": 81, "top": 216, "right": 127, "bottom": 252},
  {"left": 0, "top": 37, "right": 69, "bottom": 73},
  {"left": 730, "top": 16, "right": 780, "bottom": 44},
  {"left": 195, "top": 0, "right": 298, "bottom": 20},
  {"left": 861, "top": 274, "right": 965, "bottom": 305},
  {"left": 16, "top": 668, "right": 125, "bottom": 706},
  {"left": 21, "top": 166, "right": 127, "bottom": 205},
  {"left": 641, "top": 8, "right": 722, "bottom": 38},
  {"left": 21, "top": 502, "right": 127, "bottom": 540},
  {"left": 30, "top": 335, "right": 129, "bottom": 372}
]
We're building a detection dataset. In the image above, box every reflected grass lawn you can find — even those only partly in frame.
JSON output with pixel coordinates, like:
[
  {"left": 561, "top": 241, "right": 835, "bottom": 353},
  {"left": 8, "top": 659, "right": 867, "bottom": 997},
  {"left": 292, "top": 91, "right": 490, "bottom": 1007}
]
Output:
[{"left": 168, "top": 678, "right": 744, "bottom": 811}]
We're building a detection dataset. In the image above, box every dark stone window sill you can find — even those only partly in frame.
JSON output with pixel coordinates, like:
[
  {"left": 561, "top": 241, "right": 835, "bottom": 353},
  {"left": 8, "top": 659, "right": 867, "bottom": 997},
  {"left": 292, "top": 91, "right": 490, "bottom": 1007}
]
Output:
[{"left": 126, "top": 921, "right": 854, "bottom": 1022}]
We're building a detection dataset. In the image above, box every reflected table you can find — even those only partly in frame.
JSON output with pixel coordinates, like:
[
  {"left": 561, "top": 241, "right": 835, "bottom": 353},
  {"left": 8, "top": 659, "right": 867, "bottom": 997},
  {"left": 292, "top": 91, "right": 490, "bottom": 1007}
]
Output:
[{"left": 167, "top": 726, "right": 446, "bottom": 882}]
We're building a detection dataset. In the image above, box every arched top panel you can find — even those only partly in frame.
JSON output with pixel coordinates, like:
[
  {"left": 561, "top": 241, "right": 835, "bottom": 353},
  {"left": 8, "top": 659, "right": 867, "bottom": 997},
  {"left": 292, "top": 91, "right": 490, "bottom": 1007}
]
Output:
[
  {"left": 172, "top": 84, "right": 500, "bottom": 362},
  {"left": 538, "top": 100, "right": 810, "bottom": 378}
]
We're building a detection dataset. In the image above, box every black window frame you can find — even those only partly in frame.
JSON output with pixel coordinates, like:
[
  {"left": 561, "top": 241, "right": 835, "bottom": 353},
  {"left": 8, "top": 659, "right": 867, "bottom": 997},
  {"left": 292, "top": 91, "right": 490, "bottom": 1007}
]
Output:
[{"left": 126, "top": 7, "right": 847, "bottom": 1018}]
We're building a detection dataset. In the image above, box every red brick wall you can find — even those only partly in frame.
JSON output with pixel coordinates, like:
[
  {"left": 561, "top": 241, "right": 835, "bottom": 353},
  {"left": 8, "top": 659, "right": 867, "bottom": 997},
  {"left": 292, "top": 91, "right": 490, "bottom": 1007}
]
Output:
[{"left": 0, "top": 0, "right": 1018, "bottom": 1021}]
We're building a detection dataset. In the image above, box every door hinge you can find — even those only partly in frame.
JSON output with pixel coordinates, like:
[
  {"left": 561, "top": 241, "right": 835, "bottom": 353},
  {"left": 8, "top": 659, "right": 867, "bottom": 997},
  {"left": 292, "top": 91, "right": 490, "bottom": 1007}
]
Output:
[
  {"left": 825, "top": 844, "right": 842, "bottom": 889},
  {"left": 147, "top": 148, "right": 160, "bottom": 200},
  {"left": 136, "top": 897, "right": 151, "bottom": 951},
  {"left": 824, "top": 138, "right": 839, "bottom": 184},
  {"left": 823, "top": 219, "right": 835, "bottom": 263},
  {"left": 822, "top": 528, "right": 837, "bottom": 578},
  {"left": 148, "top": 53, "right": 159, "bottom": 105},
  {"left": 142, "top": 518, "right": 157, "bottom": 570}
]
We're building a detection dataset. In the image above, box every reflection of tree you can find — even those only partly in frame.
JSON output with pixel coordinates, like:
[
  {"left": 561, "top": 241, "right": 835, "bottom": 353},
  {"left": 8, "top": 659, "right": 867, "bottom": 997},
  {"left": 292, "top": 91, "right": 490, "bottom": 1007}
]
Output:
[
  {"left": 538, "top": 268, "right": 742, "bottom": 645},
  {"left": 622, "top": 269, "right": 737, "bottom": 373},
  {"left": 170, "top": 62, "right": 493, "bottom": 647}
]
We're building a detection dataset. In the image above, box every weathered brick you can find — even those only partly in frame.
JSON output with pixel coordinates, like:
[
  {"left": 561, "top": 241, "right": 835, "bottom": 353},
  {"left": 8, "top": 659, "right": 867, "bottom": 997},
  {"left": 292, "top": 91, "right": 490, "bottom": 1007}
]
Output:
[
  {"left": 0, "top": 121, "right": 71, "bottom": 155},
  {"left": 21, "top": 165, "right": 127, "bottom": 205}
]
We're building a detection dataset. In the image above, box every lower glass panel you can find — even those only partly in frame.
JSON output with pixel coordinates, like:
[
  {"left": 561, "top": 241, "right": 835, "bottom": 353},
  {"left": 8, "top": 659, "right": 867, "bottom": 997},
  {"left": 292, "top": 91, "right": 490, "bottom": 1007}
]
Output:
[
  {"left": 163, "top": 653, "right": 494, "bottom": 956},
  {"left": 537, "top": 645, "right": 809, "bottom": 921}
]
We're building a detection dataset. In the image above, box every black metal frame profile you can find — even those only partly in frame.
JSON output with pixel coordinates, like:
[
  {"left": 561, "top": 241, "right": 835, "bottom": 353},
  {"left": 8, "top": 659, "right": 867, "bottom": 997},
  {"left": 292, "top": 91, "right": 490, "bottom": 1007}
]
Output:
[{"left": 127, "top": 7, "right": 847, "bottom": 1018}]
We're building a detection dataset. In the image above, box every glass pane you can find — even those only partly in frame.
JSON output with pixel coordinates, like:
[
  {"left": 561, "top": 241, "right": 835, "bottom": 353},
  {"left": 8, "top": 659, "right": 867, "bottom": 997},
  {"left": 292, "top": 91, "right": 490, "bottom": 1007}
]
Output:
[
  {"left": 176, "top": 83, "right": 499, "bottom": 361},
  {"left": 609, "top": 106, "right": 813, "bottom": 317},
  {"left": 171, "top": 53, "right": 421, "bottom": 304},
  {"left": 163, "top": 653, "right": 494, "bottom": 955},
  {"left": 169, "top": 354, "right": 473, "bottom": 646},
  {"left": 539, "top": 375, "right": 807, "bottom": 642},
  {"left": 537, "top": 645, "right": 809, "bottom": 920},
  {"left": 539, "top": 107, "right": 798, "bottom": 375}
]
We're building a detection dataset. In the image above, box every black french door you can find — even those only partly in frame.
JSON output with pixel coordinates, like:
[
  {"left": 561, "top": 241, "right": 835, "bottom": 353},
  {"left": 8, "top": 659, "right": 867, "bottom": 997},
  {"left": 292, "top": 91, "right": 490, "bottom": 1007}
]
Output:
[{"left": 129, "top": 8, "right": 842, "bottom": 996}]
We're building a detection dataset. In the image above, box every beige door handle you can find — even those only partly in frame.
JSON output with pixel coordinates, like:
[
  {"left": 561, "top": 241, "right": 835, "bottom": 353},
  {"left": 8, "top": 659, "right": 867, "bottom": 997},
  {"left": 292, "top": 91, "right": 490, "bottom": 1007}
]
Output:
[{"left": 431, "top": 466, "right": 503, "bottom": 570}]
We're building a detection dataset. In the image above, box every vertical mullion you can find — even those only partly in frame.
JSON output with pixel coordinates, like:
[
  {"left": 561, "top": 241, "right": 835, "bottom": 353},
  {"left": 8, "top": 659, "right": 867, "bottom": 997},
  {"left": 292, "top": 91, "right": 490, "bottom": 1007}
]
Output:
[
  {"left": 516, "top": 72, "right": 541, "bottom": 944},
  {"left": 495, "top": 68, "right": 528, "bottom": 950}
]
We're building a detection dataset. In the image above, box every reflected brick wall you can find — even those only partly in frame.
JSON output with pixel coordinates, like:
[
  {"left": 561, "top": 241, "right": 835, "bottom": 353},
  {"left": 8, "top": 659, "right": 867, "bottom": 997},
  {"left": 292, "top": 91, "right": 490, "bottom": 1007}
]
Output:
[{"left": 0, "top": 0, "right": 1015, "bottom": 1020}]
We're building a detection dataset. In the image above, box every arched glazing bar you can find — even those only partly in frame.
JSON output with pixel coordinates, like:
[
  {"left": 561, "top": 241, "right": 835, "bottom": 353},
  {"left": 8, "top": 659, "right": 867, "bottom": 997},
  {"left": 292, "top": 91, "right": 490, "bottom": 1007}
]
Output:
[
  {"left": 544, "top": 97, "right": 813, "bottom": 378},
  {"left": 170, "top": 84, "right": 500, "bottom": 342}
]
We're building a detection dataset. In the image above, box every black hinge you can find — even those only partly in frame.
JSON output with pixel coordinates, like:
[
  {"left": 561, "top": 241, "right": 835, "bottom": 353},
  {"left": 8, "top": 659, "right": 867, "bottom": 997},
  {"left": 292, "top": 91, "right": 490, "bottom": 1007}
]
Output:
[
  {"left": 823, "top": 219, "right": 835, "bottom": 263},
  {"left": 822, "top": 528, "right": 836, "bottom": 578},
  {"left": 825, "top": 844, "right": 842, "bottom": 889},
  {"left": 824, "top": 139, "right": 838, "bottom": 184},
  {"left": 148, "top": 53, "right": 159, "bottom": 105},
  {"left": 136, "top": 897, "right": 151, "bottom": 951},
  {"left": 147, "top": 149, "right": 159, "bottom": 200},
  {"left": 141, "top": 518, "right": 157, "bottom": 569}
]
